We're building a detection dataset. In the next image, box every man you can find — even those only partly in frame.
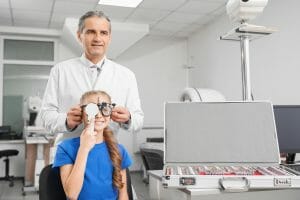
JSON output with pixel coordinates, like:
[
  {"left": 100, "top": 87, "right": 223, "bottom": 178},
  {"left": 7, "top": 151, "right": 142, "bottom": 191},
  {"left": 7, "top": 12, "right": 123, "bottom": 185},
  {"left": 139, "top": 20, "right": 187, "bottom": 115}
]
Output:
[{"left": 40, "top": 10, "right": 144, "bottom": 144}]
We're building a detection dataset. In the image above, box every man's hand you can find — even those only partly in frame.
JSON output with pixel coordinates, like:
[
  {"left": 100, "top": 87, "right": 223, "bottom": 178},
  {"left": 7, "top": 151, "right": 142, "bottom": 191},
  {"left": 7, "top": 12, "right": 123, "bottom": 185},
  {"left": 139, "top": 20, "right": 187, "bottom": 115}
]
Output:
[
  {"left": 66, "top": 105, "right": 82, "bottom": 130},
  {"left": 111, "top": 106, "right": 131, "bottom": 123}
]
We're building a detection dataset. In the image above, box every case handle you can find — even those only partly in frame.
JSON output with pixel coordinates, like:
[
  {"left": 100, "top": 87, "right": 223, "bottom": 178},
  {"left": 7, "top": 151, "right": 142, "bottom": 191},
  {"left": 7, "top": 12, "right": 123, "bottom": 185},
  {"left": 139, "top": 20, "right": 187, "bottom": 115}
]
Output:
[{"left": 219, "top": 177, "right": 250, "bottom": 192}]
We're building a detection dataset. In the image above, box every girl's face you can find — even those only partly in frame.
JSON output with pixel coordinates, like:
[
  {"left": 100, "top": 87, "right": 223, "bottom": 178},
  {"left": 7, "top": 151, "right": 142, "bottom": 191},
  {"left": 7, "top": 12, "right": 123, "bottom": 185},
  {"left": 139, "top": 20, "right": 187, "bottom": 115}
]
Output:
[{"left": 82, "top": 94, "right": 111, "bottom": 132}]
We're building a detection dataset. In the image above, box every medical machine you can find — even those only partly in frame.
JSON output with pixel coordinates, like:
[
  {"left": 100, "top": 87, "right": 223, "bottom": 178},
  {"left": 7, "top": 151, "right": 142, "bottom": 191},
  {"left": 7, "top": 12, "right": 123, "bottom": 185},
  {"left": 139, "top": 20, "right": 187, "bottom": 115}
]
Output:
[
  {"left": 180, "top": 88, "right": 225, "bottom": 102},
  {"left": 27, "top": 96, "right": 42, "bottom": 126},
  {"left": 273, "top": 105, "right": 300, "bottom": 154},
  {"left": 226, "top": 0, "right": 268, "bottom": 24},
  {"left": 221, "top": 0, "right": 276, "bottom": 100},
  {"left": 273, "top": 105, "right": 300, "bottom": 176},
  {"left": 273, "top": 105, "right": 300, "bottom": 165}
]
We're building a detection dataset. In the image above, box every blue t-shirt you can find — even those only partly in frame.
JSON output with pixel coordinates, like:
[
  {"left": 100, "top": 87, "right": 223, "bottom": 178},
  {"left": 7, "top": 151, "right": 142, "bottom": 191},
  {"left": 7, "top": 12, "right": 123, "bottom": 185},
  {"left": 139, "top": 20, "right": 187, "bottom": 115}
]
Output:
[{"left": 53, "top": 137, "right": 132, "bottom": 200}]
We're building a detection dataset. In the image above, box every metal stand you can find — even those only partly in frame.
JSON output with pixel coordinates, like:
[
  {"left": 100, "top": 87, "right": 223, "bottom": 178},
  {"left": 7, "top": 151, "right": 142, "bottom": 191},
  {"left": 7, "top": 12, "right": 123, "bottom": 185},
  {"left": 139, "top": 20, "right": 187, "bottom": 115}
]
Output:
[
  {"left": 220, "top": 23, "right": 276, "bottom": 101},
  {"left": 240, "top": 35, "right": 251, "bottom": 100}
]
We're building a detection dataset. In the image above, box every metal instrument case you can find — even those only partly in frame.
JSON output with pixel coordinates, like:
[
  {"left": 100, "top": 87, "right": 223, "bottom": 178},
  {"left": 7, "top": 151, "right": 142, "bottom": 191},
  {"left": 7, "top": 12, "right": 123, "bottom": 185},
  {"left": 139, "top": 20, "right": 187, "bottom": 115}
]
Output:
[{"left": 162, "top": 101, "right": 300, "bottom": 191}]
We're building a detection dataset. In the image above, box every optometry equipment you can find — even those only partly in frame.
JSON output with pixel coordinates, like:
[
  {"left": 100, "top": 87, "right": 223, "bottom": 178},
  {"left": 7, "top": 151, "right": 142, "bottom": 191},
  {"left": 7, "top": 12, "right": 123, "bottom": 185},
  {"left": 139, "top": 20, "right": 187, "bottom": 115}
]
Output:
[
  {"left": 220, "top": 0, "right": 276, "bottom": 101},
  {"left": 84, "top": 103, "right": 98, "bottom": 134},
  {"left": 82, "top": 103, "right": 116, "bottom": 118},
  {"left": 180, "top": 88, "right": 225, "bottom": 102},
  {"left": 162, "top": 101, "right": 300, "bottom": 190},
  {"left": 82, "top": 102, "right": 116, "bottom": 133},
  {"left": 85, "top": 103, "right": 98, "bottom": 119},
  {"left": 81, "top": 102, "right": 116, "bottom": 131},
  {"left": 226, "top": 0, "right": 268, "bottom": 24},
  {"left": 26, "top": 96, "right": 42, "bottom": 126}
]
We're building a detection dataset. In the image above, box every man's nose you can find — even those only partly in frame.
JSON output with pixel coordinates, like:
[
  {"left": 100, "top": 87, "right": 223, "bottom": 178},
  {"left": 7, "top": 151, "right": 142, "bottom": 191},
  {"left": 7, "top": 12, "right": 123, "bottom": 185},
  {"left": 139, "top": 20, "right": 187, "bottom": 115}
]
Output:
[{"left": 93, "top": 32, "right": 102, "bottom": 40}]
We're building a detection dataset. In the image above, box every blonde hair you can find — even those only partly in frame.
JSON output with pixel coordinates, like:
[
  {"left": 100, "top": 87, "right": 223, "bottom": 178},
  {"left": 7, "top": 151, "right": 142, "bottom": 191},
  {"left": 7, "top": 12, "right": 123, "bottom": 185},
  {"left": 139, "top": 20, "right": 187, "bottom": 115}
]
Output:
[{"left": 80, "top": 90, "right": 124, "bottom": 189}]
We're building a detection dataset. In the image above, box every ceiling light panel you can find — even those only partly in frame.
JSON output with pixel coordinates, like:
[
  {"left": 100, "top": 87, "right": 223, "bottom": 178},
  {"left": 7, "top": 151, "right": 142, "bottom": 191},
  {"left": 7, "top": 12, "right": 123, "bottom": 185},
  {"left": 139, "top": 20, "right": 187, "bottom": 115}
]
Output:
[{"left": 98, "top": 0, "right": 143, "bottom": 8}]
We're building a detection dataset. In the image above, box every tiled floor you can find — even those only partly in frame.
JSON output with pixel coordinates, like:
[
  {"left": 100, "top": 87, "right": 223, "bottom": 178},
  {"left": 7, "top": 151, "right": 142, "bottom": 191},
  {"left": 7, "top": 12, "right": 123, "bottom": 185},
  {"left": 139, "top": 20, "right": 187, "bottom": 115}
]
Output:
[
  {"left": 0, "top": 171, "right": 151, "bottom": 200},
  {"left": 131, "top": 172, "right": 151, "bottom": 200},
  {"left": 0, "top": 179, "right": 38, "bottom": 200}
]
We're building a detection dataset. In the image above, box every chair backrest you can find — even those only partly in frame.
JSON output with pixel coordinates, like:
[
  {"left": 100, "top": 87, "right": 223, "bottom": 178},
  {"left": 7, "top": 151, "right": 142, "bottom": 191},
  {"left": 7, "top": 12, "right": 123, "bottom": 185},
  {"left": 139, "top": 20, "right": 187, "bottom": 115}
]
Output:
[
  {"left": 140, "top": 148, "right": 164, "bottom": 170},
  {"left": 39, "top": 164, "right": 66, "bottom": 200},
  {"left": 39, "top": 164, "right": 133, "bottom": 200},
  {"left": 126, "top": 168, "right": 133, "bottom": 200}
]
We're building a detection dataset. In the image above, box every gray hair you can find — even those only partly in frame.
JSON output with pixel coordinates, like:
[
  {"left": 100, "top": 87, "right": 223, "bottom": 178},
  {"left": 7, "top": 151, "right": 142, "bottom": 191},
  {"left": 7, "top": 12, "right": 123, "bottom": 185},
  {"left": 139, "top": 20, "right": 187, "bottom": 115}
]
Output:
[{"left": 78, "top": 11, "right": 111, "bottom": 33}]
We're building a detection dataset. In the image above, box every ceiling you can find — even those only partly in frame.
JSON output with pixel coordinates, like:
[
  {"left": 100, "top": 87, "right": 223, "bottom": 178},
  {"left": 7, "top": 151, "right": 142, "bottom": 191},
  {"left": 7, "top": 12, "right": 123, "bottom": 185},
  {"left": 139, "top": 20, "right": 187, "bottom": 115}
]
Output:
[{"left": 0, "top": 0, "right": 227, "bottom": 39}]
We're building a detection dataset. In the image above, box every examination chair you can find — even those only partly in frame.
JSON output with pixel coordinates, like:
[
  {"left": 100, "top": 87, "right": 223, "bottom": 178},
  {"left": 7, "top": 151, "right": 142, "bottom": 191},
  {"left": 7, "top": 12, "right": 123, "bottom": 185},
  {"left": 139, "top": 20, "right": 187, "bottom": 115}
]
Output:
[
  {"left": 0, "top": 149, "right": 19, "bottom": 187},
  {"left": 140, "top": 148, "right": 164, "bottom": 183},
  {"left": 39, "top": 164, "right": 133, "bottom": 200}
]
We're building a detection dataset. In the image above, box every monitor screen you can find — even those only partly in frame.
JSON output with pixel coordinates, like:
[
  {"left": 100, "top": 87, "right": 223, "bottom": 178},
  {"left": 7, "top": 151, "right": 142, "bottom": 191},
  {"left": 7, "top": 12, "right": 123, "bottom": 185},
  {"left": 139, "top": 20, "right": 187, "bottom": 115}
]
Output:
[
  {"left": 0, "top": 126, "right": 11, "bottom": 134},
  {"left": 3, "top": 95, "right": 24, "bottom": 135},
  {"left": 273, "top": 105, "right": 300, "bottom": 153}
]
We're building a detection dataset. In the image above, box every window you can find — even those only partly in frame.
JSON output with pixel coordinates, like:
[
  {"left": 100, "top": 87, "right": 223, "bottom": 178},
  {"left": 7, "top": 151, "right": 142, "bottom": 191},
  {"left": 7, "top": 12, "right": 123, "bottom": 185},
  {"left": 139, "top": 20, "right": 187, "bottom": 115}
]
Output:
[{"left": 1, "top": 37, "right": 56, "bottom": 135}]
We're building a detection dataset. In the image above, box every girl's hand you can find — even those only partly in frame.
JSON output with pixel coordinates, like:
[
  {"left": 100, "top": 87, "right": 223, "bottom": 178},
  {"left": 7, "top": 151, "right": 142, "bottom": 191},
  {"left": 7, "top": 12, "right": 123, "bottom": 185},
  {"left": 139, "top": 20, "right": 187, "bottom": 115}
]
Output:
[{"left": 80, "top": 118, "right": 97, "bottom": 152}]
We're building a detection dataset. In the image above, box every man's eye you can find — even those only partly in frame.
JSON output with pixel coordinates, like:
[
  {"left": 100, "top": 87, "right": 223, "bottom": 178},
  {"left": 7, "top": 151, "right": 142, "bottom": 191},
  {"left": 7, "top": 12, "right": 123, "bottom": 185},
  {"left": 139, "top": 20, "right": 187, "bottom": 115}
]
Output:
[
  {"left": 101, "top": 31, "right": 108, "bottom": 35},
  {"left": 86, "top": 30, "right": 95, "bottom": 34}
]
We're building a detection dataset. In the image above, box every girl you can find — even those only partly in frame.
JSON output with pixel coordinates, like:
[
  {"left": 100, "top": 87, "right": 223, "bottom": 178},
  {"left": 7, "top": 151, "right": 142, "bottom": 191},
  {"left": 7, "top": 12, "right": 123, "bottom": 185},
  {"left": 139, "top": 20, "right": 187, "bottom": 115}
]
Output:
[{"left": 53, "top": 90, "right": 132, "bottom": 200}]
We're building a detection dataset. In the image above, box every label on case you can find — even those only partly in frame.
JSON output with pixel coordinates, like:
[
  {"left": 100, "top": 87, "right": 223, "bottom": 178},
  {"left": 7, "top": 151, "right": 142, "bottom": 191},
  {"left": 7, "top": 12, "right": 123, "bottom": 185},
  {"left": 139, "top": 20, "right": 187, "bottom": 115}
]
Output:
[
  {"left": 274, "top": 178, "right": 291, "bottom": 187},
  {"left": 180, "top": 177, "right": 196, "bottom": 186}
]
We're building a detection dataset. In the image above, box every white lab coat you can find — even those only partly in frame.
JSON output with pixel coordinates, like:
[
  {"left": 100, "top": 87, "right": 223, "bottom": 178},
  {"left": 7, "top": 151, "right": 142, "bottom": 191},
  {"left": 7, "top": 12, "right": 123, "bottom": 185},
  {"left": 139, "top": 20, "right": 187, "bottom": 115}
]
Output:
[{"left": 40, "top": 55, "right": 144, "bottom": 143}]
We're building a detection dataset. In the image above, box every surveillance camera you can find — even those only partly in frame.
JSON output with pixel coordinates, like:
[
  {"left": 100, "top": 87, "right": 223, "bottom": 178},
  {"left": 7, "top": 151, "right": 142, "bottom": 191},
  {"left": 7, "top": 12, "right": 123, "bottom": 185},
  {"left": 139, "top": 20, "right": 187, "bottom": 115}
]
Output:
[{"left": 226, "top": 0, "right": 269, "bottom": 24}]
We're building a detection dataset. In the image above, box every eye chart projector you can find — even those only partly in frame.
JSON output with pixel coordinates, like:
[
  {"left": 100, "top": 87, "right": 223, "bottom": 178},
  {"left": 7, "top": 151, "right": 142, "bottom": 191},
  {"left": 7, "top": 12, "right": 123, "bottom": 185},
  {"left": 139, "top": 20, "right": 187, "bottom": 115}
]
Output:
[
  {"left": 221, "top": 0, "right": 277, "bottom": 100},
  {"left": 227, "top": 0, "right": 268, "bottom": 24}
]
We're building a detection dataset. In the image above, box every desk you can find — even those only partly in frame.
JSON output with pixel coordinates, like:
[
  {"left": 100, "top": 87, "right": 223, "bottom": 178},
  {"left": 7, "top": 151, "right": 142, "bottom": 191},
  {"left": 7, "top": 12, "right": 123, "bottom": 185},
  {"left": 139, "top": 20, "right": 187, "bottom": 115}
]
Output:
[
  {"left": 23, "top": 133, "right": 54, "bottom": 194},
  {"left": 148, "top": 170, "right": 300, "bottom": 200}
]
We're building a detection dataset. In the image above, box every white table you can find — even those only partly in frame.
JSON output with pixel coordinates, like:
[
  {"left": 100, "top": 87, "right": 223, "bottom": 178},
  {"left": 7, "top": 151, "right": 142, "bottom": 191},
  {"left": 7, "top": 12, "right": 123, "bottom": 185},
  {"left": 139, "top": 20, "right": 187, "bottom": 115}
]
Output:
[
  {"left": 22, "top": 127, "right": 53, "bottom": 195},
  {"left": 148, "top": 170, "right": 300, "bottom": 200}
]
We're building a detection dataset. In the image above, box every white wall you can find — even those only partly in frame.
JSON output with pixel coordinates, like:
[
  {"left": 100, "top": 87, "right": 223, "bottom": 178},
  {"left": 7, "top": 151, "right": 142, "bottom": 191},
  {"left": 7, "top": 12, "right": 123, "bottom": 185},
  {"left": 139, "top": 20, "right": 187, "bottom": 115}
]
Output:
[
  {"left": 117, "top": 35, "right": 187, "bottom": 126},
  {"left": 116, "top": 35, "right": 187, "bottom": 170},
  {"left": 188, "top": 0, "right": 300, "bottom": 104},
  {"left": 57, "top": 40, "right": 79, "bottom": 62}
]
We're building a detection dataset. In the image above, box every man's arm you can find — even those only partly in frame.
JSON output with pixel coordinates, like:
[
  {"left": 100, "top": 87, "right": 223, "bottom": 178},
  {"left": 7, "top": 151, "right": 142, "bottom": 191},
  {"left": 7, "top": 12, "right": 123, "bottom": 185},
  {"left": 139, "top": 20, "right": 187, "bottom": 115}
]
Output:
[
  {"left": 40, "top": 66, "right": 68, "bottom": 134},
  {"left": 112, "top": 73, "right": 144, "bottom": 132},
  {"left": 126, "top": 73, "right": 144, "bottom": 132},
  {"left": 40, "top": 66, "right": 82, "bottom": 134}
]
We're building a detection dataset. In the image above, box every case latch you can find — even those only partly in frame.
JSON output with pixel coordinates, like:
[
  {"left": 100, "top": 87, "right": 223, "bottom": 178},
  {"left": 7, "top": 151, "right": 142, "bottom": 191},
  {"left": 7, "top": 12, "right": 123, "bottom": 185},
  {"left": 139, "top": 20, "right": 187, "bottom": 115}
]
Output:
[
  {"left": 219, "top": 177, "right": 250, "bottom": 192},
  {"left": 179, "top": 177, "right": 196, "bottom": 186}
]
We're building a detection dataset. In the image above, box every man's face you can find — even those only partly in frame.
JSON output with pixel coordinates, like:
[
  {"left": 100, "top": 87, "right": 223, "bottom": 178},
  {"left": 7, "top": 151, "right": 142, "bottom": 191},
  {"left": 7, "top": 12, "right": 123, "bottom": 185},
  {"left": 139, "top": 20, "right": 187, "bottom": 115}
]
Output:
[
  {"left": 82, "top": 94, "right": 111, "bottom": 132},
  {"left": 77, "top": 16, "right": 111, "bottom": 61}
]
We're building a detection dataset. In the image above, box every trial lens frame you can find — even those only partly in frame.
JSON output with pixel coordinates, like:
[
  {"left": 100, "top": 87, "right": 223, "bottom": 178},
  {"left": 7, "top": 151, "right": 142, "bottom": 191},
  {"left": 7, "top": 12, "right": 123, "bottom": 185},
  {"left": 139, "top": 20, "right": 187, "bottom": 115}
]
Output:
[{"left": 81, "top": 102, "right": 116, "bottom": 117}]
